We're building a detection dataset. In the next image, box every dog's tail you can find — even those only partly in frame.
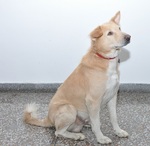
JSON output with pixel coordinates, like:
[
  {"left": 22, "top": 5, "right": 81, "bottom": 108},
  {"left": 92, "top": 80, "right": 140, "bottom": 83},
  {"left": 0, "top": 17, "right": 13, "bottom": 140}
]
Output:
[{"left": 23, "top": 103, "right": 53, "bottom": 127}]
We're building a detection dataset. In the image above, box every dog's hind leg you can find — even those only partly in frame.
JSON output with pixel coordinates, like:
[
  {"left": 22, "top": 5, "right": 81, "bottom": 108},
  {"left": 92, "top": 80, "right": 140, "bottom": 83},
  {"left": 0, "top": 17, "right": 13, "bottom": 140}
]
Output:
[
  {"left": 54, "top": 104, "right": 85, "bottom": 140},
  {"left": 55, "top": 130, "right": 85, "bottom": 140}
]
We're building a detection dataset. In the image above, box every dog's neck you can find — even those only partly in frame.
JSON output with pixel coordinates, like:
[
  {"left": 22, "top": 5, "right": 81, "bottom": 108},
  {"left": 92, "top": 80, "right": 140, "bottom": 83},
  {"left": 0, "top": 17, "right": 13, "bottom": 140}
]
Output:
[{"left": 95, "top": 52, "right": 117, "bottom": 60}]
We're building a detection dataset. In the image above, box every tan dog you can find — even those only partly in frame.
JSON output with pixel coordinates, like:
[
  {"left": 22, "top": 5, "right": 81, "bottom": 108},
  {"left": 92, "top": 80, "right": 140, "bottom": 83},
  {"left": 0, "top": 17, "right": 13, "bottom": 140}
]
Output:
[{"left": 24, "top": 11, "right": 131, "bottom": 144}]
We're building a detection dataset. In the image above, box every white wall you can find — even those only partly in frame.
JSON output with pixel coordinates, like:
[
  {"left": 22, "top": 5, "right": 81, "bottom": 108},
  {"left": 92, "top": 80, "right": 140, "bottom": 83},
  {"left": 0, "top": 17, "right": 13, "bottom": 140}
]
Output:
[{"left": 0, "top": 0, "right": 149, "bottom": 83}]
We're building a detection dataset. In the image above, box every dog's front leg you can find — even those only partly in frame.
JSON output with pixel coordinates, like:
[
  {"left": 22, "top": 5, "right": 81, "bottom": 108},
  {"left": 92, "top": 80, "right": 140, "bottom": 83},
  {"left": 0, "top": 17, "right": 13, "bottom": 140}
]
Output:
[
  {"left": 107, "top": 94, "right": 129, "bottom": 137},
  {"left": 86, "top": 96, "right": 112, "bottom": 144}
]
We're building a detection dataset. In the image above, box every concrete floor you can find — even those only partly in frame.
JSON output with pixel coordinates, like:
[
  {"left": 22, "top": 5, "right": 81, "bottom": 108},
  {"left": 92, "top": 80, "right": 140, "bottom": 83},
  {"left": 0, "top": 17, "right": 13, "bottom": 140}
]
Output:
[{"left": 0, "top": 84, "right": 150, "bottom": 146}]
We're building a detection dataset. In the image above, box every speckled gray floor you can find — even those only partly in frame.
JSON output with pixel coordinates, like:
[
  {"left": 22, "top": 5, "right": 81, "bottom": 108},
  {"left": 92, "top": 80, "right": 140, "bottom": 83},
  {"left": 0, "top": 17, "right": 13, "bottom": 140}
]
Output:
[{"left": 0, "top": 84, "right": 150, "bottom": 146}]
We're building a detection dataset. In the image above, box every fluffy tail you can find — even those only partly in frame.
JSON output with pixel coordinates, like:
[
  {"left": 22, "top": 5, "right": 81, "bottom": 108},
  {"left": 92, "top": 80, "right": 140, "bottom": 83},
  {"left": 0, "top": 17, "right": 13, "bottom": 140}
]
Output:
[{"left": 23, "top": 103, "right": 53, "bottom": 127}]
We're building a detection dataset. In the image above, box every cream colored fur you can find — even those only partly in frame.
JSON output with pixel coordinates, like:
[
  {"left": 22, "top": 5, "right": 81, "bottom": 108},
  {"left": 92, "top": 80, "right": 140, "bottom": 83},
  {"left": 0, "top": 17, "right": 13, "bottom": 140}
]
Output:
[{"left": 24, "top": 11, "right": 130, "bottom": 144}]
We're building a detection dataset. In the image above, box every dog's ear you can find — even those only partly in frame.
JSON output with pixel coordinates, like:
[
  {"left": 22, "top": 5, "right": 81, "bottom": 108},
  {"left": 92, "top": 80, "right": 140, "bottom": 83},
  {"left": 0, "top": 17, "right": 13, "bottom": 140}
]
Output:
[
  {"left": 110, "top": 11, "right": 121, "bottom": 25},
  {"left": 90, "top": 26, "right": 103, "bottom": 39}
]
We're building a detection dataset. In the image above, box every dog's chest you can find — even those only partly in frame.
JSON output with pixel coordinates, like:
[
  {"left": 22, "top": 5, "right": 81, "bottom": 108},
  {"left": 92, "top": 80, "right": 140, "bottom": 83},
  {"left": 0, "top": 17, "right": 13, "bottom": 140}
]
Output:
[{"left": 101, "top": 60, "right": 119, "bottom": 106}]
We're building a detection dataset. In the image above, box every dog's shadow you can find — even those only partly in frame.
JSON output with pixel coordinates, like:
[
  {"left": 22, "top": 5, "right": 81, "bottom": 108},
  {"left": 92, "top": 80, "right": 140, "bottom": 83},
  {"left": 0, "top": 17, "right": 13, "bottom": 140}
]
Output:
[{"left": 119, "top": 48, "right": 130, "bottom": 63}]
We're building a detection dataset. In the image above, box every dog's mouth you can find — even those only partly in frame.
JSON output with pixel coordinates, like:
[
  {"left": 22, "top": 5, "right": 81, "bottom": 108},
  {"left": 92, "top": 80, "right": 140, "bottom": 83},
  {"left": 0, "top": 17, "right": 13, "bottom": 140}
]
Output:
[
  {"left": 114, "top": 46, "right": 123, "bottom": 50},
  {"left": 124, "top": 39, "right": 131, "bottom": 46},
  {"left": 114, "top": 39, "right": 131, "bottom": 50},
  {"left": 114, "top": 35, "right": 131, "bottom": 50},
  {"left": 116, "top": 48, "right": 121, "bottom": 51}
]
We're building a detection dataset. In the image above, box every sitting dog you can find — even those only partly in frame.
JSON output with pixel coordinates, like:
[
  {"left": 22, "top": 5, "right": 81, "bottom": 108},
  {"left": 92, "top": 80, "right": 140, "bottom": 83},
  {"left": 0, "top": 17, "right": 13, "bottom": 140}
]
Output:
[{"left": 24, "top": 11, "right": 131, "bottom": 144}]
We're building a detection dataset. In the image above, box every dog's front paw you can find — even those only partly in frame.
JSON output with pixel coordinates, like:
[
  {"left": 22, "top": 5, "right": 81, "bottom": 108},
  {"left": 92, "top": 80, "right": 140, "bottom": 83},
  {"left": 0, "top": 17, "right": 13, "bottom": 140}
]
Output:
[
  {"left": 97, "top": 136, "right": 112, "bottom": 144},
  {"left": 115, "top": 129, "right": 129, "bottom": 137}
]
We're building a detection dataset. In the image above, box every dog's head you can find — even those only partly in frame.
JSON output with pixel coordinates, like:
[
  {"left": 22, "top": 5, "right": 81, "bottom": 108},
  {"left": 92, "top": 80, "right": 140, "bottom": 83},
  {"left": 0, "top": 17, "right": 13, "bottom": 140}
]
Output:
[{"left": 90, "top": 11, "right": 131, "bottom": 58}]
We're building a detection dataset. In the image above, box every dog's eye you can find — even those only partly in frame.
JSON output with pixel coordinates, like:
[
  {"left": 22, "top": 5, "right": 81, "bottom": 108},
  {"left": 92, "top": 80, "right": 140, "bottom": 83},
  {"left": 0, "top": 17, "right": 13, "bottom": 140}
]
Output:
[{"left": 107, "top": 31, "right": 113, "bottom": 36}]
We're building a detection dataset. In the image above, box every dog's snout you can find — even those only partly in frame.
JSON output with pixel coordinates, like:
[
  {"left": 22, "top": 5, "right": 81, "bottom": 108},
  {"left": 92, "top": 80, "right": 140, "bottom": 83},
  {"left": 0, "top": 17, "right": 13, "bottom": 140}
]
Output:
[{"left": 124, "top": 34, "right": 131, "bottom": 42}]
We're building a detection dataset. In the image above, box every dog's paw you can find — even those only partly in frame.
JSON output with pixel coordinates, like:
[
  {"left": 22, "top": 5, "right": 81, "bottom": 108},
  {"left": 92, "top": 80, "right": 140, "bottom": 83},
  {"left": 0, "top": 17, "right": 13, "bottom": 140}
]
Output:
[
  {"left": 75, "top": 133, "right": 85, "bottom": 140},
  {"left": 97, "top": 136, "right": 112, "bottom": 144},
  {"left": 115, "top": 129, "right": 129, "bottom": 137}
]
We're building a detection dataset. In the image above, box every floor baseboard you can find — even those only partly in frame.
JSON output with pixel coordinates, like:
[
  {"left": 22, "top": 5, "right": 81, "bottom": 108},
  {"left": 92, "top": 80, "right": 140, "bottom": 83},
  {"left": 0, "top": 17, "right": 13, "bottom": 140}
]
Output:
[{"left": 0, "top": 83, "right": 150, "bottom": 92}]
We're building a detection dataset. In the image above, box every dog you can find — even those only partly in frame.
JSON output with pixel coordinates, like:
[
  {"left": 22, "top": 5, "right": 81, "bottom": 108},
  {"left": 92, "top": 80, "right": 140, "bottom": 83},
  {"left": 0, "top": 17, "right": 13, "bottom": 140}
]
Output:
[{"left": 24, "top": 11, "right": 131, "bottom": 144}]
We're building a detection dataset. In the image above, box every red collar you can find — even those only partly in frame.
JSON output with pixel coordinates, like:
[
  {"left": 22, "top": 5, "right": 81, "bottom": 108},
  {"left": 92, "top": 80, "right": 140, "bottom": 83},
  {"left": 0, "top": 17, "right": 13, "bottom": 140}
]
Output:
[{"left": 95, "top": 52, "right": 116, "bottom": 60}]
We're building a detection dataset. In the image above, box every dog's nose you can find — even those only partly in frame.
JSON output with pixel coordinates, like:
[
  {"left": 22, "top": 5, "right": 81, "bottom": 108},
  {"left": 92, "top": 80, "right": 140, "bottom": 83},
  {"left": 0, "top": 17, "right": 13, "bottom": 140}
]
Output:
[{"left": 124, "top": 34, "right": 131, "bottom": 42}]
